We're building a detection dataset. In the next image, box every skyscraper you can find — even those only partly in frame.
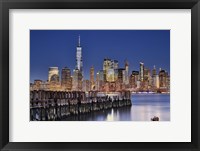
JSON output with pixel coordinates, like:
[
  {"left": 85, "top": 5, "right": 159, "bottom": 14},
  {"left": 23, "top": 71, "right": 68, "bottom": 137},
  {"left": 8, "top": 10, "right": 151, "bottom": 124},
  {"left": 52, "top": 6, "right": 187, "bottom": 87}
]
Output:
[
  {"left": 144, "top": 68, "right": 150, "bottom": 81},
  {"left": 107, "top": 69, "right": 115, "bottom": 82},
  {"left": 76, "top": 35, "right": 83, "bottom": 75},
  {"left": 48, "top": 67, "right": 59, "bottom": 82},
  {"left": 159, "top": 69, "right": 167, "bottom": 88},
  {"left": 61, "top": 67, "right": 72, "bottom": 90},
  {"left": 90, "top": 66, "right": 95, "bottom": 90},
  {"left": 103, "top": 58, "right": 119, "bottom": 82},
  {"left": 152, "top": 65, "right": 157, "bottom": 76},
  {"left": 152, "top": 65, "right": 159, "bottom": 89},
  {"left": 99, "top": 70, "right": 104, "bottom": 81},
  {"left": 98, "top": 70, "right": 104, "bottom": 91},
  {"left": 82, "top": 80, "right": 90, "bottom": 92},
  {"left": 118, "top": 68, "right": 125, "bottom": 83},
  {"left": 130, "top": 71, "right": 139, "bottom": 88},
  {"left": 96, "top": 72, "right": 100, "bottom": 91},
  {"left": 124, "top": 60, "right": 129, "bottom": 85},
  {"left": 112, "top": 60, "right": 119, "bottom": 69},
  {"left": 140, "top": 62, "right": 144, "bottom": 82},
  {"left": 166, "top": 75, "right": 170, "bottom": 91},
  {"left": 103, "top": 58, "right": 111, "bottom": 82},
  {"left": 72, "top": 68, "right": 83, "bottom": 91}
]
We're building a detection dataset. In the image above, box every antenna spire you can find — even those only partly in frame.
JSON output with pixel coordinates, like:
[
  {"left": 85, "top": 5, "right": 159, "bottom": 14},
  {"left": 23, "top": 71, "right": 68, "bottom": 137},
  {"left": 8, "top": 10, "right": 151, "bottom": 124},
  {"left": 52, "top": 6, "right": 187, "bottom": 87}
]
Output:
[{"left": 78, "top": 35, "right": 80, "bottom": 46}]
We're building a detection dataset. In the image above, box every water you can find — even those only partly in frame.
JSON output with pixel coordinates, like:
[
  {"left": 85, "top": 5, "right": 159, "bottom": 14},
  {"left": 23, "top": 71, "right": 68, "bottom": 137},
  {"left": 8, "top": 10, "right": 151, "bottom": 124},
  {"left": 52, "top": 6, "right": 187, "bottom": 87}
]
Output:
[{"left": 63, "top": 94, "right": 170, "bottom": 121}]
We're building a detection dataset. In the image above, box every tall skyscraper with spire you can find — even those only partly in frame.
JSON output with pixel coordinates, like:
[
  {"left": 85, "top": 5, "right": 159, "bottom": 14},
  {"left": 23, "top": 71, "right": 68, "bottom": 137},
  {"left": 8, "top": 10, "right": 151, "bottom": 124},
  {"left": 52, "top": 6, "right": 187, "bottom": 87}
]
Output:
[
  {"left": 124, "top": 60, "right": 129, "bottom": 85},
  {"left": 76, "top": 35, "right": 83, "bottom": 75},
  {"left": 140, "top": 62, "right": 144, "bottom": 82}
]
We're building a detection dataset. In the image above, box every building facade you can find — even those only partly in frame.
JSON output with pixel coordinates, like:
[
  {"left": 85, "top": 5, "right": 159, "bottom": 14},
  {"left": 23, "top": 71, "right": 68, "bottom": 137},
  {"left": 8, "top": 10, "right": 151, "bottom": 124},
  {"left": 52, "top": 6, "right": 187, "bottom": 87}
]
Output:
[
  {"left": 76, "top": 36, "right": 83, "bottom": 75},
  {"left": 124, "top": 60, "right": 129, "bottom": 85},
  {"left": 139, "top": 62, "right": 144, "bottom": 82},
  {"left": 48, "top": 67, "right": 59, "bottom": 82},
  {"left": 90, "top": 66, "right": 95, "bottom": 90},
  {"left": 82, "top": 80, "right": 90, "bottom": 92},
  {"left": 72, "top": 68, "right": 83, "bottom": 91},
  {"left": 61, "top": 67, "right": 72, "bottom": 91},
  {"left": 118, "top": 68, "right": 125, "bottom": 84},
  {"left": 129, "top": 71, "right": 139, "bottom": 88}
]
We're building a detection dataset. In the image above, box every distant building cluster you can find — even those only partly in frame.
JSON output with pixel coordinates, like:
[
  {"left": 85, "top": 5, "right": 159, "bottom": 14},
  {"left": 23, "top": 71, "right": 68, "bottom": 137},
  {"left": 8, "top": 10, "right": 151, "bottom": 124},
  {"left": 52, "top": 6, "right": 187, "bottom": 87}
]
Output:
[{"left": 30, "top": 36, "right": 170, "bottom": 93}]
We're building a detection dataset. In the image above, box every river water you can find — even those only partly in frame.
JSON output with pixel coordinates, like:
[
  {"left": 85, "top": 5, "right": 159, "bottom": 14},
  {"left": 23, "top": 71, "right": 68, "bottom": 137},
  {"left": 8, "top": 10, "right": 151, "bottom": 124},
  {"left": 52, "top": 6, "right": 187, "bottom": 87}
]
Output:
[{"left": 63, "top": 94, "right": 170, "bottom": 121}]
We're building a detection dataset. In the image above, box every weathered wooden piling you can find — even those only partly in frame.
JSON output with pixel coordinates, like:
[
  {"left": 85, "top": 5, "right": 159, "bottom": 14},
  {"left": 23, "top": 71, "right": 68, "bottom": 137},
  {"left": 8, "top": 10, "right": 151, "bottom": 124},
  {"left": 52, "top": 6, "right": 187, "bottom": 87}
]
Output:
[{"left": 30, "top": 90, "right": 132, "bottom": 121}]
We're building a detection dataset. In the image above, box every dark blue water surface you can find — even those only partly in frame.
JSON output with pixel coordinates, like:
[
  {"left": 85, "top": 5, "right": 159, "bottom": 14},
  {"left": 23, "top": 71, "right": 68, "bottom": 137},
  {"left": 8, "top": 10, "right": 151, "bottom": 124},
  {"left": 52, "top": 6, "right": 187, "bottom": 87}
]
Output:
[
  {"left": 130, "top": 94, "right": 170, "bottom": 121},
  {"left": 63, "top": 94, "right": 170, "bottom": 121}
]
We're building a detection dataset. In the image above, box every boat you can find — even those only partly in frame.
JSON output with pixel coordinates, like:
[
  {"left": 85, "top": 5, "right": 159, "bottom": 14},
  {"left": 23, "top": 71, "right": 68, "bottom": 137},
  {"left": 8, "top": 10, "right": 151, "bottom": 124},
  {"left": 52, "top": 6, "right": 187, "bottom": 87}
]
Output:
[{"left": 151, "top": 116, "right": 159, "bottom": 121}]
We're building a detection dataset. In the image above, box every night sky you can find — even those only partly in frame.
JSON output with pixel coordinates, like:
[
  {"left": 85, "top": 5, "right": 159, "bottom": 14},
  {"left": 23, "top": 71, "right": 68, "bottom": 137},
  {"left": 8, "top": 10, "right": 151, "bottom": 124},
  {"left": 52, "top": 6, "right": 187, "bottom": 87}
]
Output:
[{"left": 30, "top": 30, "right": 170, "bottom": 83}]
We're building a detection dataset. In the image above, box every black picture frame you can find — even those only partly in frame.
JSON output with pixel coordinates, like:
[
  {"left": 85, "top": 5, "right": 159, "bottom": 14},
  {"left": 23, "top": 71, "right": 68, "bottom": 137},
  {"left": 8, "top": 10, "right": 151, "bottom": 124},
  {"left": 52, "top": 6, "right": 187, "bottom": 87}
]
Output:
[{"left": 0, "top": 0, "right": 200, "bottom": 151}]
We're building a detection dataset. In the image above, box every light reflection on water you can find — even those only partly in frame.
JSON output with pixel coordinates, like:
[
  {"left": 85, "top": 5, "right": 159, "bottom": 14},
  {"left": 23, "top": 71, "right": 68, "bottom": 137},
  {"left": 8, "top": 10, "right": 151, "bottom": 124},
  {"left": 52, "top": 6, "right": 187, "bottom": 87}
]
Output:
[
  {"left": 131, "top": 94, "right": 170, "bottom": 121},
  {"left": 63, "top": 94, "right": 170, "bottom": 121}
]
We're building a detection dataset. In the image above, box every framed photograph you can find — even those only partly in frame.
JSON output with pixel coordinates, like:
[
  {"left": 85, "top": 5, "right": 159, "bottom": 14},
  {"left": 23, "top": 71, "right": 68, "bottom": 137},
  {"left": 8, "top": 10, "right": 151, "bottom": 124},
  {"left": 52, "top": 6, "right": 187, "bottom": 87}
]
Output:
[
  {"left": 0, "top": 0, "right": 200, "bottom": 151},
  {"left": 30, "top": 29, "right": 170, "bottom": 122}
]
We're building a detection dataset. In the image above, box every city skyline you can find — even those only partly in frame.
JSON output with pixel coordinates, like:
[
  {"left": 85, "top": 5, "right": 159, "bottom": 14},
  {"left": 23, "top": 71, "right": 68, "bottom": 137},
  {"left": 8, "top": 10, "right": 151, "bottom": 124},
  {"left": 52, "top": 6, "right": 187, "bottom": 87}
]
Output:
[
  {"left": 30, "top": 30, "right": 170, "bottom": 121},
  {"left": 30, "top": 30, "right": 170, "bottom": 83}
]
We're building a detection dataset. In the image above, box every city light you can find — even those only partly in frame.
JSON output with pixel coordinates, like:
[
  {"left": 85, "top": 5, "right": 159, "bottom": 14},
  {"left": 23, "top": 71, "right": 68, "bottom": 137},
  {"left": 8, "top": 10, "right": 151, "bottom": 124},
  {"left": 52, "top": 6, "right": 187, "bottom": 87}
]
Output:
[
  {"left": 30, "top": 36, "right": 170, "bottom": 94},
  {"left": 30, "top": 31, "right": 170, "bottom": 121}
]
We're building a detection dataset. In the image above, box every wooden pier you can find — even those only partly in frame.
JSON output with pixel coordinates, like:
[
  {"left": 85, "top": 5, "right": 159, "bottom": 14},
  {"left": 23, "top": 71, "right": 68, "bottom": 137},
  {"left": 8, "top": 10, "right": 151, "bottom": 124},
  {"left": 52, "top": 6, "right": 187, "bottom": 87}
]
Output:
[{"left": 30, "top": 90, "right": 132, "bottom": 121}]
